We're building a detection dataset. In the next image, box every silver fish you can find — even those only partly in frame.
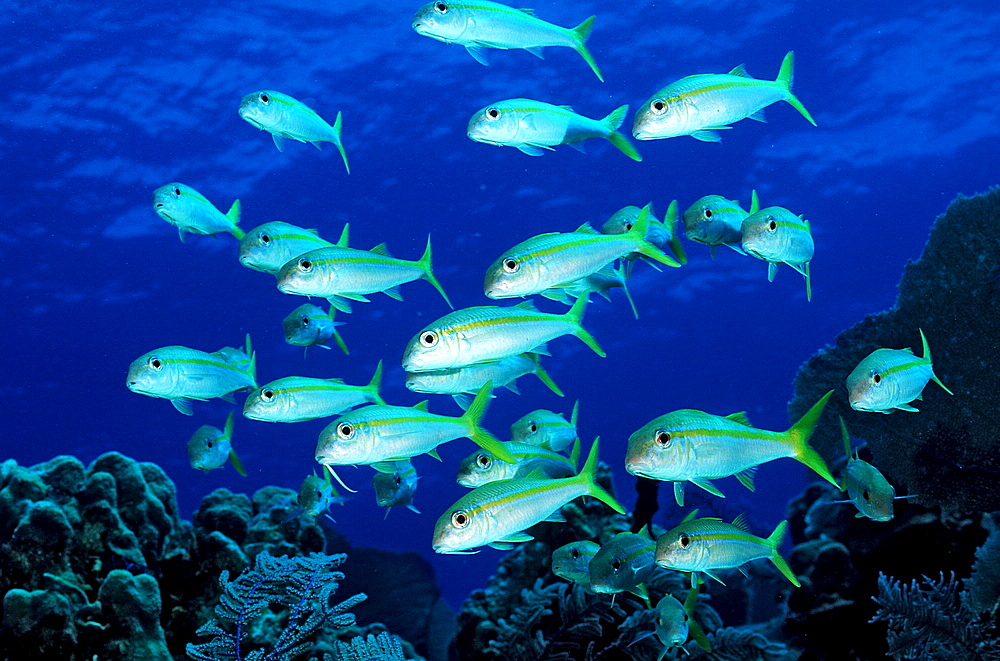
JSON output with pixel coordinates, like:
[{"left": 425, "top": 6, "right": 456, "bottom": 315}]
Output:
[
  {"left": 238, "top": 90, "right": 349, "bottom": 173},
  {"left": 153, "top": 182, "right": 243, "bottom": 243},
  {"left": 186, "top": 411, "right": 245, "bottom": 475},
  {"left": 846, "top": 329, "right": 953, "bottom": 413}
]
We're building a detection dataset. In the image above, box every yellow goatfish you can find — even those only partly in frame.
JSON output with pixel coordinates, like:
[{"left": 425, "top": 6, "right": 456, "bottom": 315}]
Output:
[
  {"left": 153, "top": 183, "right": 243, "bottom": 243},
  {"left": 846, "top": 329, "right": 953, "bottom": 414},
  {"left": 238, "top": 90, "right": 349, "bottom": 173}
]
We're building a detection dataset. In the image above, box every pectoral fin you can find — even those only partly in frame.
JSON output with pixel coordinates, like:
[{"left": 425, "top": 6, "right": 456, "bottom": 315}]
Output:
[{"left": 466, "top": 45, "right": 490, "bottom": 66}]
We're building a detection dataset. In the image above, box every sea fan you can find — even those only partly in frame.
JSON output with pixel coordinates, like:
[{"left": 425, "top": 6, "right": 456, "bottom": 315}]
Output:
[
  {"left": 334, "top": 631, "right": 405, "bottom": 661},
  {"left": 187, "top": 551, "right": 367, "bottom": 661}
]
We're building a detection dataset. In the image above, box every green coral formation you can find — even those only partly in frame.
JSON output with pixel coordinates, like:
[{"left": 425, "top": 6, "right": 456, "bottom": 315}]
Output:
[{"left": 789, "top": 187, "right": 1000, "bottom": 512}]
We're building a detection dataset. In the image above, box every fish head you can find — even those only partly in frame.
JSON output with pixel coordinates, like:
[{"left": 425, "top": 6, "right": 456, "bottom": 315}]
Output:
[
  {"left": 654, "top": 525, "right": 707, "bottom": 572},
  {"left": 298, "top": 473, "right": 328, "bottom": 515},
  {"left": 403, "top": 370, "right": 445, "bottom": 395},
  {"left": 186, "top": 425, "right": 226, "bottom": 471},
  {"left": 456, "top": 450, "right": 510, "bottom": 487},
  {"left": 126, "top": 348, "right": 184, "bottom": 399},
  {"left": 654, "top": 595, "right": 689, "bottom": 647},
  {"left": 373, "top": 468, "right": 415, "bottom": 507},
  {"left": 282, "top": 308, "right": 322, "bottom": 346},
  {"left": 432, "top": 501, "right": 491, "bottom": 554},
  {"left": 510, "top": 409, "right": 569, "bottom": 446},
  {"left": 632, "top": 93, "right": 688, "bottom": 140},
  {"left": 741, "top": 206, "right": 811, "bottom": 262},
  {"left": 587, "top": 544, "right": 633, "bottom": 594},
  {"left": 315, "top": 413, "right": 375, "bottom": 466},
  {"left": 467, "top": 103, "right": 522, "bottom": 147},
  {"left": 625, "top": 415, "right": 692, "bottom": 482},
  {"left": 846, "top": 353, "right": 891, "bottom": 412},
  {"left": 847, "top": 460, "right": 896, "bottom": 521},
  {"left": 238, "top": 222, "right": 289, "bottom": 274},
  {"left": 483, "top": 248, "right": 544, "bottom": 299},
  {"left": 551, "top": 541, "right": 599, "bottom": 583},
  {"left": 276, "top": 248, "right": 331, "bottom": 296},
  {"left": 682, "top": 196, "right": 740, "bottom": 244},
  {"left": 402, "top": 321, "right": 466, "bottom": 372},
  {"left": 152, "top": 182, "right": 198, "bottom": 227},
  {"left": 238, "top": 90, "right": 285, "bottom": 132},
  {"left": 600, "top": 206, "right": 644, "bottom": 235},
  {"left": 242, "top": 383, "right": 290, "bottom": 421},
  {"left": 412, "top": 2, "right": 472, "bottom": 44}
]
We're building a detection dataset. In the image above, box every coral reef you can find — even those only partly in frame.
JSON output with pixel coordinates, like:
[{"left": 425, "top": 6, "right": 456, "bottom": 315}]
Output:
[{"left": 789, "top": 187, "right": 1000, "bottom": 512}]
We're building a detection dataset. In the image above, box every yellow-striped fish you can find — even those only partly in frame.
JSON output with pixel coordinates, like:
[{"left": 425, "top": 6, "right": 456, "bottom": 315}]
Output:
[
  {"left": 655, "top": 514, "right": 800, "bottom": 587},
  {"left": 510, "top": 401, "right": 578, "bottom": 452},
  {"left": 242, "top": 361, "right": 384, "bottom": 423},
  {"left": 238, "top": 90, "right": 349, "bottom": 173},
  {"left": 633, "top": 51, "right": 816, "bottom": 142},
  {"left": 624, "top": 391, "right": 838, "bottom": 506},
  {"left": 276, "top": 236, "right": 451, "bottom": 313},
  {"left": 468, "top": 99, "right": 640, "bottom": 160},
  {"left": 588, "top": 527, "right": 658, "bottom": 599},
  {"left": 600, "top": 201, "right": 687, "bottom": 270},
  {"left": 456, "top": 438, "right": 579, "bottom": 487},
  {"left": 405, "top": 352, "right": 562, "bottom": 410},
  {"left": 432, "top": 438, "right": 625, "bottom": 554},
  {"left": 314, "top": 382, "right": 514, "bottom": 492},
  {"left": 282, "top": 303, "right": 349, "bottom": 356},
  {"left": 402, "top": 296, "right": 603, "bottom": 373},
  {"left": 552, "top": 540, "right": 600, "bottom": 591},
  {"left": 846, "top": 329, "right": 953, "bottom": 414},
  {"left": 238, "top": 221, "right": 346, "bottom": 275},
  {"left": 741, "top": 205, "right": 815, "bottom": 301},
  {"left": 372, "top": 459, "right": 421, "bottom": 517},
  {"left": 412, "top": 1, "right": 602, "bottom": 81},
  {"left": 186, "top": 411, "right": 246, "bottom": 476},
  {"left": 126, "top": 336, "right": 256, "bottom": 416},
  {"left": 484, "top": 205, "right": 677, "bottom": 300},
  {"left": 153, "top": 183, "right": 243, "bottom": 243},
  {"left": 682, "top": 191, "right": 759, "bottom": 257}
]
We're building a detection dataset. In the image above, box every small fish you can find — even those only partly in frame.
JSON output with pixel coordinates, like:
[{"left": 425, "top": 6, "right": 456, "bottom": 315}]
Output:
[
  {"left": 275, "top": 236, "right": 452, "bottom": 314},
  {"left": 239, "top": 90, "right": 349, "bottom": 172},
  {"left": 836, "top": 418, "right": 899, "bottom": 521},
  {"left": 484, "top": 205, "right": 677, "bottom": 300},
  {"left": 242, "top": 361, "right": 384, "bottom": 423},
  {"left": 741, "top": 205, "right": 815, "bottom": 301},
  {"left": 412, "top": 1, "right": 603, "bottom": 80},
  {"left": 282, "top": 303, "right": 349, "bottom": 356},
  {"left": 600, "top": 201, "right": 687, "bottom": 269},
  {"left": 186, "top": 411, "right": 246, "bottom": 476},
  {"left": 372, "top": 459, "right": 421, "bottom": 517},
  {"left": 405, "top": 352, "right": 562, "bottom": 410},
  {"left": 402, "top": 296, "right": 603, "bottom": 373},
  {"left": 126, "top": 336, "right": 257, "bottom": 416},
  {"left": 625, "top": 391, "right": 839, "bottom": 506},
  {"left": 297, "top": 470, "right": 347, "bottom": 521},
  {"left": 456, "top": 438, "right": 579, "bottom": 488},
  {"left": 631, "top": 587, "right": 711, "bottom": 656},
  {"left": 551, "top": 540, "right": 600, "bottom": 590},
  {"left": 315, "top": 382, "right": 515, "bottom": 492},
  {"left": 654, "top": 514, "right": 800, "bottom": 587},
  {"left": 846, "top": 329, "right": 953, "bottom": 414},
  {"left": 588, "top": 527, "right": 658, "bottom": 599},
  {"left": 682, "top": 192, "right": 759, "bottom": 257},
  {"left": 510, "top": 400, "right": 578, "bottom": 452},
  {"left": 468, "top": 99, "right": 640, "bottom": 160},
  {"left": 238, "top": 221, "right": 346, "bottom": 275},
  {"left": 152, "top": 183, "right": 243, "bottom": 243},
  {"left": 633, "top": 51, "right": 816, "bottom": 142},
  {"left": 540, "top": 264, "right": 638, "bottom": 319},
  {"left": 432, "top": 438, "right": 625, "bottom": 554}
]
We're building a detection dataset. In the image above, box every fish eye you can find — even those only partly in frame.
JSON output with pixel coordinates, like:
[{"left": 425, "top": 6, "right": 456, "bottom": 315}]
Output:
[
  {"left": 395, "top": 475, "right": 402, "bottom": 486},
  {"left": 259, "top": 93, "right": 270, "bottom": 104},
  {"left": 650, "top": 99, "right": 667, "bottom": 114},
  {"left": 451, "top": 510, "right": 470, "bottom": 528},
  {"left": 679, "top": 534, "right": 691, "bottom": 548},
  {"left": 703, "top": 209, "right": 713, "bottom": 219},
  {"left": 872, "top": 372, "right": 882, "bottom": 385},
  {"left": 654, "top": 430, "right": 671, "bottom": 447},
  {"left": 297, "top": 258, "right": 313, "bottom": 272},
  {"left": 260, "top": 388, "right": 275, "bottom": 402},
  {"left": 624, "top": 222, "right": 633, "bottom": 231},
  {"left": 485, "top": 107, "right": 501, "bottom": 120},
  {"left": 502, "top": 258, "right": 519, "bottom": 273},
  {"left": 147, "top": 356, "right": 163, "bottom": 370},
  {"left": 300, "top": 316, "right": 310, "bottom": 326},
  {"left": 767, "top": 217, "right": 777, "bottom": 231},
  {"left": 862, "top": 489, "right": 871, "bottom": 501},
  {"left": 476, "top": 454, "right": 492, "bottom": 469},
  {"left": 570, "top": 548, "right": 580, "bottom": 560},
  {"left": 420, "top": 331, "right": 438, "bottom": 347},
  {"left": 259, "top": 233, "right": 271, "bottom": 245},
  {"left": 336, "top": 422, "right": 354, "bottom": 440},
  {"left": 612, "top": 558, "right": 622, "bottom": 572},
  {"left": 434, "top": 2, "right": 448, "bottom": 12},
  {"left": 206, "top": 440, "right": 213, "bottom": 448},
  {"left": 172, "top": 187, "right": 181, "bottom": 196}
]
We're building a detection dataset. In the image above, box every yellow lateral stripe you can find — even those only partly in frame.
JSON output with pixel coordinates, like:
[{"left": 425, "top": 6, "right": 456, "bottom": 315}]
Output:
[
  {"left": 164, "top": 357, "right": 245, "bottom": 373},
  {"left": 515, "top": 234, "right": 624, "bottom": 260},
  {"left": 673, "top": 79, "right": 777, "bottom": 102},
  {"left": 446, "top": 313, "right": 560, "bottom": 334},
  {"left": 468, "top": 480, "right": 577, "bottom": 517}
]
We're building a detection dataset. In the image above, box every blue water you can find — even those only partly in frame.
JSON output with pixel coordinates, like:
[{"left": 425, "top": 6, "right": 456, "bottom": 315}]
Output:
[{"left": 4, "top": 0, "right": 998, "bottom": 611}]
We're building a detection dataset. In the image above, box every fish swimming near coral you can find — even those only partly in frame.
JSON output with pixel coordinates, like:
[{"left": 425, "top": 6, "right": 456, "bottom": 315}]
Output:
[
  {"left": 683, "top": 192, "right": 758, "bottom": 257},
  {"left": 431, "top": 437, "right": 625, "bottom": 554},
  {"left": 455, "top": 438, "right": 579, "bottom": 487},
  {"left": 405, "top": 352, "right": 563, "bottom": 410},
  {"left": 588, "top": 527, "right": 658, "bottom": 600},
  {"left": 297, "top": 470, "right": 347, "bottom": 521},
  {"left": 186, "top": 411, "right": 245, "bottom": 476},
  {"left": 741, "top": 205, "right": 815, "bottom": 301},
  {"left": 238, "top": 90, "right": 350, "bottom": 173},
  {"left": 411, "top": 1, "right": 603, "bottom": 81},
  {"left": 126, "top": 336, "right": 257, "bottom": 415},
  {"left": 282, "top": 303, "right": 349, "bottom": 356},
  {"left": 238, "top": 221, "right": 346, "bottom": 276},
  {"left": 510, "top": 401, "right": 579, "bottom": 452},
  {"left": 242, "top": 361, "right": 384, "bottom": 423},
  {"left": 836, "top": 418, "right": 900, "bottom": 521},
  {"left": 551, "top": 540, "right": 600, "bottom": 591},
  {"left": 468, "top": 99, "right": 640, "bottom": 160},
  {"left": 153, "top": 182, "right": 243, "bottom": 243},
  {"left": 846, "top": 329, "right": 953, "bottom": 413},
  {"left": 372, "top": 459, "right": 421, "bottom": 517},
  {"left": 632, "top": 51, "right": 816, "bottom": 142},
  {"left": 624, "top": 390, "right": 839, "bottom": 506}
]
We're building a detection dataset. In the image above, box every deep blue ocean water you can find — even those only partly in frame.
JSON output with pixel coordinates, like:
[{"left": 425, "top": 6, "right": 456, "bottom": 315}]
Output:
[{"left": 4, "top": 0, "right": 998, "bottom": 611}]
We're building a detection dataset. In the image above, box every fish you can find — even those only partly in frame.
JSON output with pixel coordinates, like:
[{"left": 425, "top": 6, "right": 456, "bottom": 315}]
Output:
[
  {"left": 314, "top": 381, "right": 516, "bottom": 492},
  {"left": 242, "top": 361, "right": 384, "bottom": 423},
  {"left": 282, "top": 303, "right": 349, "bottom": 356},
  {"left": 551, "top": 540, "right": 600, "bottom": 590},
  {"left": 467, "top": 99, "right": 640, "bottom": 160},
  {"left": 588, "top": 527, "right": 658, "bottom": 599},
  {"left": 126, "top": 335, "right": 257, "bottom": 416},
  {"left": 632, "top": 51, "right": 816, "bottom": 142},
  {"left": 682, "top": 192, "right": 759, "bottom": 257},
  {"left": 411, "top": 1, "right": 602, "bottom": 81},
  {"left": 631, "top": 587, "right": 711, "bottom": 656},
  {"left": 510, "top": 400, "right": 578, "bottom": 452},
  {"left": 431, "top": 437, "right": 626, "bottom": 554},
  {"left": 297, "top": 470, "right": 347, "bottom": 521},
  {"left": 624, "top": 390, "right": 839, "bottom": 506},
  {"left": 152, "top": 183, "right": 243, "bottom": 243},
  {"left": 600, "top": 201, "right": 687, "bottom": 269},
  {"left": 846, "top": 329, "right": 953, "bottom": 414},
  {"left": 372, "top": 459, "right": 421, "bottom": 517},
  {"left": 238, "top": 90, "right": 350, "bottom": 173},
  {"left": 540, "top": 264, "right": 638, "bottom": 320},
  {"left": 483, "top": 205, "right": 678, "bottom": 300},
  {"left": 402, "top": 296, "right": 604, "bottom": 373},
  {"left": 186, "top": 411, "right": 246, "bottom": 476},
  {"left": 654, "top": 514, "right": 801, "bottom": 588},
  {"left": 238, "top": 221, "right": 347, "bottom": 276},
  {"left": 455, "top": 438, "right": 579, "bottom": 488},
  {"left": 405, "top": 352, "right": 563, "bottom": 410},
  {"left": 275, "top": 236, "right": 452, "bottom": 314},
  {"left": 741, "top": 205, "right": 815, "bottom": 301},
  {"left": 836, "top": 418, "right": 899, "bottom": 521}
]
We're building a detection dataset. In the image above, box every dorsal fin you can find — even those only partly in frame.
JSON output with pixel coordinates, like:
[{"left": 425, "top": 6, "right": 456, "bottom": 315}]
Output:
[
  {"left": 725, "top": 411, "right": 752, "bottom": 426},
  {"left": 513, "top": 300, "right": 538, "bottom": 311},
  {"left": 369, "top": 243, "right": 391, "bottom": 257},
  {"left": 680, "top": 509, "right": 700, "bottom": 524},
  {"left": 731, "top": 513, "right": 751, "bottom": 532},
  {"left": 413, "top": 400, "right": 429, "bottom": 412},
  {"left": 574, "top": 222, "right": 600, "bottom": 234},
  {"left": 728, "top": 63, "right": 751, "bottom": 77},
  {"left": 517, "top": 7, "right": 535, "bottom": 15}
]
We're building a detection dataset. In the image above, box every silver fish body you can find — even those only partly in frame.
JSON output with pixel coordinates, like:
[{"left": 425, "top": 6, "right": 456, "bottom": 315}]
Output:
[
  {"left": 238, "top": 90, "right": 349, "bottom": 172},
  {"left": 186, "top": 412, "right": 244, "bottom": 475},
  {"left": 243, "top": 363, "right": 383, "bottom": 423},
  {"left": 298, "top": 472, "right": 345, "bottom": 519},
  {"left": 588, "top": 531, "right": 657, "bottom": 596},
  {"left": 510, "top": 403, "right": 578, "bottom": 452},
  {"left": 282, "top": 303, "right": 348, "bottom": 355},
  {"left": 455, "top": 439, "right": 578, "bottom": 487},
  {"left": 846, "top": 330, "right": 952, "bottom": 414},
  {"left": 372, "top": 459, "right": 421, "bottom": 515},
  {"left": 682, "top": 193, "right": 757, "bottom": 255},
  {"left": 741, "top": 205, "right": 814, "bottom": 300},
  {"left": 153, "top": 182, "right": 243, "bottom": 242},
  {"left": 405, "top": 352, "right": 561, "bottom": 409},
  {"left": 238, "top": 221, "right": 336, "bottom": 275},
  {"left": 552, "top": 540, "right": 600, "bottom": 588}
]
